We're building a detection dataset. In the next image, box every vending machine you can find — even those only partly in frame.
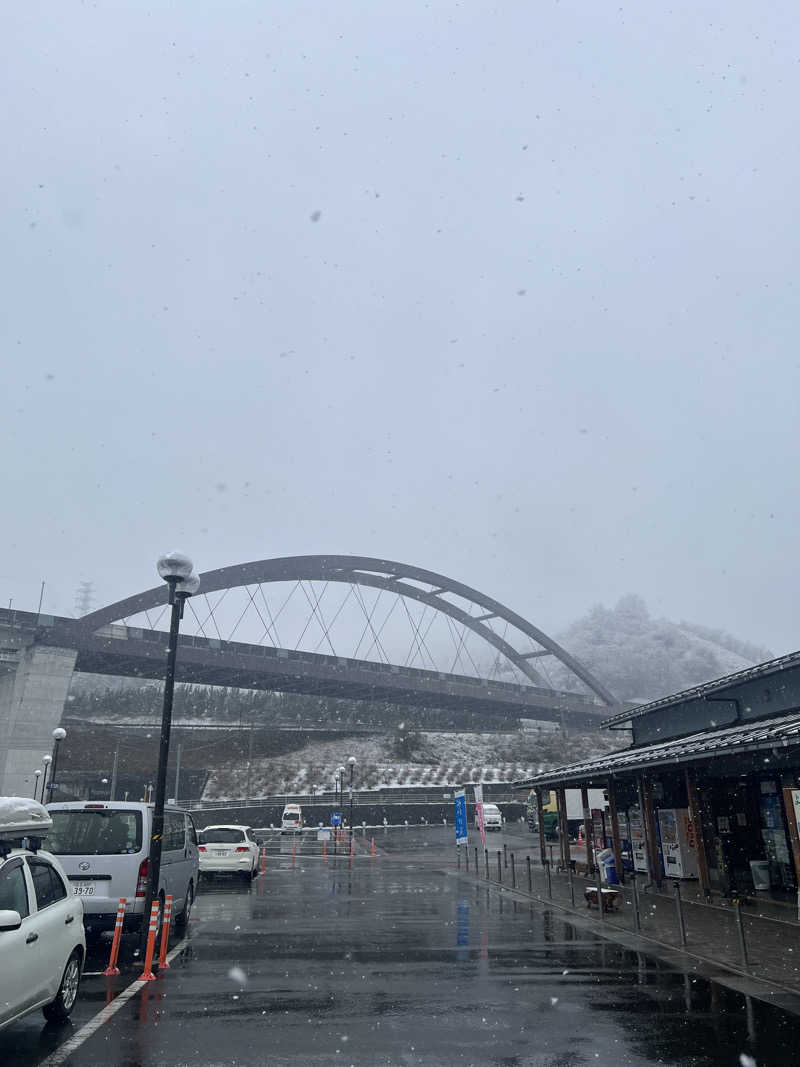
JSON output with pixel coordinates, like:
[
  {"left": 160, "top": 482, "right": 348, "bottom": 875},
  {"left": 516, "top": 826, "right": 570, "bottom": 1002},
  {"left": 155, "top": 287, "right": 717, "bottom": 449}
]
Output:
[
  {"left": 628, "top": 807, "right": 650, "bottom": 873},
  {"left": 657, "top": 807, "right": 699, "bottom": 879}
]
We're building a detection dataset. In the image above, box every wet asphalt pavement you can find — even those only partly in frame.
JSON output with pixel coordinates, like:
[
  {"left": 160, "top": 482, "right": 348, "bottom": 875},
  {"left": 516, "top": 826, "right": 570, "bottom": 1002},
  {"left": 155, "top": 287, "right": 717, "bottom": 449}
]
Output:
[{"left": 3, "top": 825, "right": 800, "bottom": 1066}]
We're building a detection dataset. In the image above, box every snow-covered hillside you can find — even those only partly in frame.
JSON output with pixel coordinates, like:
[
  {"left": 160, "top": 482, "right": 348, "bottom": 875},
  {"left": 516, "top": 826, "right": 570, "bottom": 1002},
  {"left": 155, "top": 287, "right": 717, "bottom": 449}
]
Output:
[
  {"left": 540, "top": 595, "right": 772, "bottom": 703},
  {"left": 201, "top": 727, "right": 624, "bottom": 801}
]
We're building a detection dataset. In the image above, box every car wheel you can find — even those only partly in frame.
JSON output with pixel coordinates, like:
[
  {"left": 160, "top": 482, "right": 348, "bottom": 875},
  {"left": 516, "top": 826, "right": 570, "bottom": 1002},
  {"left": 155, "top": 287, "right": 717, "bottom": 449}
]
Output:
[
  {"left": 175, "top": 882, "right": 193, "bottom": 930},
  {"left": 43, "top": 950, "right": 82, "bottom": 1023}
]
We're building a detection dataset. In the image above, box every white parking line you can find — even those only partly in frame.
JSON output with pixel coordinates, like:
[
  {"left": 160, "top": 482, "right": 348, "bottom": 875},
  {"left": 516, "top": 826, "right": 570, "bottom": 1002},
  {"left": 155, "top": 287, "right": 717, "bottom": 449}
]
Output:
[{"left": 38, "top": 936, "right": 189, "bottom": 1067}]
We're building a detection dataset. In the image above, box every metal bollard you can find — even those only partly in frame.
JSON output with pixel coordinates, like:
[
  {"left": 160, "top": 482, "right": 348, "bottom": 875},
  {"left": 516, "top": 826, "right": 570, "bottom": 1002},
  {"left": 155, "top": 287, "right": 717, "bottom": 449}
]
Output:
[
  {"left": 457, "top": 846, "right": 462, "bottom": 870},
  {"left": 596, "top": 866, "right": 605, "bottom": 921},
  {"left": 475, "top": 846, "right": 479, "bottom": 874},
  {"left": 497, "top": 851, "right": 502, "bottom": 883},
  {"left": 485, "top": 849, "right": 489, "bottom": 879},
  {"left": 526, "top": 855, "right": 532, "bottom": 892},
  {"left": 734, "top": 899, "right": 750, "bottom": 970},
  {"left": 631, "top": 872, "right": 641, "bottom": 932},
  {"left": 567, "top": 860, "right": 575, "bottom": 907},
  {"left": 545, "top": 861, "right": 552, "bottom": 899},
  {"left": 503, "top": 843, "right": 508, "bottom": 869},
  {"left": 673, "top": 881, "right": 687, "bottom": 946},
  {"left": 510, "top": 853, "right": 516, "bottom": 888},
  {"left": 465, "top": 846, "right": 469, "bottom": 872}
]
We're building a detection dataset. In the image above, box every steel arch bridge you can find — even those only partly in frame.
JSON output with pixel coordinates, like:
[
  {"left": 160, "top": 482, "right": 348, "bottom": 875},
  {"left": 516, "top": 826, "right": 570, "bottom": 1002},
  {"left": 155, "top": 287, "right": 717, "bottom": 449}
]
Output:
[{"left": 62, "top": 555, "right": 617, "bottom": 724}]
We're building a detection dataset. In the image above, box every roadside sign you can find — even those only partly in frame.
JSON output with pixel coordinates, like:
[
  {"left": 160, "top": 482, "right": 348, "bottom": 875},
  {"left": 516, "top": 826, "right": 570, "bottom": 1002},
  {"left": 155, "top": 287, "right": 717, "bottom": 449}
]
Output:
[
  {"left": 331, "top": 812, "right": 343, "bottom": 826},
  {"left": 454, "top": 789, "right": 468, "bottom": 845},
  {"left": 317, "top": 828, "right": 331, "bottom": 841},
  {"left": 473, "top": 784, "right": 486, "bottom": 848}
]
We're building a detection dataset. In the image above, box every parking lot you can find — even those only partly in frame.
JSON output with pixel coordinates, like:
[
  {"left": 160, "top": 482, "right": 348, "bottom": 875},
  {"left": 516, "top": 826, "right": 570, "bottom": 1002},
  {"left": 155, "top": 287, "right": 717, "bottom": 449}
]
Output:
[{"left": 3, "top": 824, "right": 800, "bottom": 1066}]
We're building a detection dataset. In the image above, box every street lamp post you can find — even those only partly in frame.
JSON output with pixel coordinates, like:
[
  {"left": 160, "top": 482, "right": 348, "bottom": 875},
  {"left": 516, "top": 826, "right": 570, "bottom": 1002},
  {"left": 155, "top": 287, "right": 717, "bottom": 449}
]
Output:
[
  {"left": 141, "top": 552, "right": 200, "bottom": 949},
  {"left": 40, "top": 755, "right": 52, "bottom": 803},
  {"left": 32, "top": 769, "right": 42, "bottom": 800},
  {"left": 337, "top": 765, "right": 345, "bottom": 848},
  {"left": 347, "top": 756, "right": 356, "bottom": 844},
  {"left": 46, "top": 727, "right": 67, "bottom": 803}
]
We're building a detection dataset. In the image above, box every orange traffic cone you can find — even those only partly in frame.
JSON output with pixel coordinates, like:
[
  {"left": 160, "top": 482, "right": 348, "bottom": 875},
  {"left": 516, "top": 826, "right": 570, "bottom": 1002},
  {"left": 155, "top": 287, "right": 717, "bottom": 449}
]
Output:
[{"left": 577, "top": 824, "right": 584, "bottom": 847}]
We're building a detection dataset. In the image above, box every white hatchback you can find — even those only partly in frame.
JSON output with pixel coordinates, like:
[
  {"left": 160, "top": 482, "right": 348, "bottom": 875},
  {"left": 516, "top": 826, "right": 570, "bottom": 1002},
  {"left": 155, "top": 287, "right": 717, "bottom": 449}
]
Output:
[
  {"left": 0, "top": 800, "right": 86, "bottom": 1032},
  {"left": 198, "top": 825, "right": 259, "bottom": 880}
]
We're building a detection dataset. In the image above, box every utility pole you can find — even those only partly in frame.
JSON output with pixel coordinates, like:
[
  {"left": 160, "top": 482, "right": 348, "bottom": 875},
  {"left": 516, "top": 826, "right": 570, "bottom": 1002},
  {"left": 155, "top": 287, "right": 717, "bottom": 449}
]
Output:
[
  {"left": 110, "top": 748, "right": 119, "bottom": 801},
  {"left": 174, "top": 743, "right": 182, "bottom": 803},
  {"left": 246, "top": 722, "right": 254, "bottom": 801}
]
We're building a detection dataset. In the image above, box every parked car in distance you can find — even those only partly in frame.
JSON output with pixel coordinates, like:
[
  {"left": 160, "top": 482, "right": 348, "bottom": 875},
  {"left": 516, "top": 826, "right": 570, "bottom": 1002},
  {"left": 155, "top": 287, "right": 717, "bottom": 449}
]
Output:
[
  {"left": 281, "top": 805, "right": 303, "bottom": 834},
  {"left": 481, "top": 804, "right": 503, "bottom": 831},
  {"left": 46, "top": 801, "right": 199, "bottom": 939},
  {"left": 0, "top": 797, "right": 86, "bottom": 1031},
  {"left": 198, "top": 825, "right": 259, "bottom": 880}
]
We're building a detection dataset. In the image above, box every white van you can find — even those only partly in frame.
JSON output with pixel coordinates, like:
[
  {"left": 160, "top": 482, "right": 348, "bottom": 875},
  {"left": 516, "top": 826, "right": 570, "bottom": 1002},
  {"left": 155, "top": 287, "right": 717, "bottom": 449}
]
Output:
[
  {"left": 481, "top": 803, "right": 503, "bottom": 832},
  {"left": 46, "top": 802, "right": 199, "bottom": 939},
  {"left": 281, "top": 805, "right": 303, "bottom": 834}
]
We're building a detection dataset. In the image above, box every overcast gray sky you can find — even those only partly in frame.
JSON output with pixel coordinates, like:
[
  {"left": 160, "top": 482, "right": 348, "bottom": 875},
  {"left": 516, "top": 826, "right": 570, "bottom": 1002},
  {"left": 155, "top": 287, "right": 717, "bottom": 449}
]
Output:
[{"left": 1, "top": 1, "right": 798, "bottom": 656}]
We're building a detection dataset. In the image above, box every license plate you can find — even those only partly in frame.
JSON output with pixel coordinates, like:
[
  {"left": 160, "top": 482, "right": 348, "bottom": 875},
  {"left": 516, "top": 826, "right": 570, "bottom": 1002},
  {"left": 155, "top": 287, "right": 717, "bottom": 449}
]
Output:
[
  {"left": 213, "top": 850, "right": 227, "bottom": 856},
  {"left": 72, "top": 882, "right": 95, "bottom": 896}
]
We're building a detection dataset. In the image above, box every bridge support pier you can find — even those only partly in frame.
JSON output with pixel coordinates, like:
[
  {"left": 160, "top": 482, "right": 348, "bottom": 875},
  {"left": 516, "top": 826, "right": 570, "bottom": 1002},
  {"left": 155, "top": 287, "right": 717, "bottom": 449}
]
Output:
[{"left": 0, "top": 645, "right": 77, "bottom": 797}]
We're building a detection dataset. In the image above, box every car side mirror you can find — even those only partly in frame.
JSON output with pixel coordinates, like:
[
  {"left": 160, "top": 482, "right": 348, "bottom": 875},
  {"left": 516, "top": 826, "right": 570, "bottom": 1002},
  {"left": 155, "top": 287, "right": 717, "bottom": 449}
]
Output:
[{"left": 0, "top": 909, "right": 22, "bottom": 931}]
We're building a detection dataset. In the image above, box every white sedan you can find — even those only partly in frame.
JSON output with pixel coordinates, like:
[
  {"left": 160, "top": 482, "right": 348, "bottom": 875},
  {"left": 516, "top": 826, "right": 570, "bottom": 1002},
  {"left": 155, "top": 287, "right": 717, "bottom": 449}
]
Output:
[
  {"left": 0, "top": 844, "right": 86, "bottom": 1031},
  {"left": 198, "top": 825, "right": 260, "bottom": 880}
]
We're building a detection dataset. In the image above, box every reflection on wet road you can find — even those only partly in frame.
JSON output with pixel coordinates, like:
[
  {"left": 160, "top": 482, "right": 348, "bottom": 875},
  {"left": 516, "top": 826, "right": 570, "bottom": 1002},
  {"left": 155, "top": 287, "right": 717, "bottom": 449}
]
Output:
[{"left": 2, "top": 826, "right": 800, "bottom": 1065}]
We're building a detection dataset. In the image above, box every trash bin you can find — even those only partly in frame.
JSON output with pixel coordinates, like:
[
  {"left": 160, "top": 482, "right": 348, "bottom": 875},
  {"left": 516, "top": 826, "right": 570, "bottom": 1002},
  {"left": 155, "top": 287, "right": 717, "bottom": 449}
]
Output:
[
  {"left": 601, "top": 857, "right": 619, "bottom": 885},
  {"left": 749, "top": 859, "right": 771, "bottom": 891},
  {"left": 595, "top": 848, "right": 618, "bottom": 885}
]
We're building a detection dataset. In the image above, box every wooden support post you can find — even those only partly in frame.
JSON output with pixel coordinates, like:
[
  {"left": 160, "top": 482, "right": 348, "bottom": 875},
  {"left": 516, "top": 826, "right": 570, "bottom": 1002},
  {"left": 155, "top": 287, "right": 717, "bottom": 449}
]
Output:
[
  {"left": 606, "top": 777, "right": 624, "bottom": 885},
  {"left": 781, "top": 788, "right": 800, "bottom": 892},
  {"left": 640, "top": 776, "right": 662, "bottom": 888},
  {"left": 536, "top": 789, "right": 547, "bottom": 867},
  {"left": 581, "top": 784, "right": 593, "bottom": 873},
  {"left": 685, "top": 767, "right": 712, "bottom": 899},
  {"left": 557, "top": 784, "right": 570, "bottom": 871}
]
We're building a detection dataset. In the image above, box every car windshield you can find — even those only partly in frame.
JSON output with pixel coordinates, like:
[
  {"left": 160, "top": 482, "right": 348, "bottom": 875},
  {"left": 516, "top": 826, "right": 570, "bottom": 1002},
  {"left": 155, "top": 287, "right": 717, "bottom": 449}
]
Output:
[
  {"left": 47, "top": 810, "right": 142, "bottom": 855},
  {"left": 199, "top": 828, "right": 245, "bottom": 844}
]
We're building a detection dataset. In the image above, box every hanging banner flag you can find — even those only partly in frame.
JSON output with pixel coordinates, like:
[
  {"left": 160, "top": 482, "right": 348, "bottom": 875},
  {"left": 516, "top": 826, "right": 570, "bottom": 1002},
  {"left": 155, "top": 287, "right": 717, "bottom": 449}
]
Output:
[
  {"left": 473, "top": 784, "right": 486, "bottom": 848},
  {"left": 454, "top": 789, "right": 468, "bottom": 845}
]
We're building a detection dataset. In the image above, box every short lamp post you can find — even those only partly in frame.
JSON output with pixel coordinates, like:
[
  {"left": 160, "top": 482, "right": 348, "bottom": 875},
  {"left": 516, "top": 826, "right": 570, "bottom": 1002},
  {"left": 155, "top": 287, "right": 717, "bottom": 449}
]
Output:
[
  {"left": 347, "top": 755, "right": 356, "bottom": 843},
  {"left": 32, "top": 769, "right": 42, "bottom": 801},
  {"left": 141, "top": 552, "right": 200, "bottom": 948},
  {"left": 47, "top": 727, "right": 67, "bottom": 803},
  {"left": 39, "top": 755, "right": 52, "bottom": 803}
]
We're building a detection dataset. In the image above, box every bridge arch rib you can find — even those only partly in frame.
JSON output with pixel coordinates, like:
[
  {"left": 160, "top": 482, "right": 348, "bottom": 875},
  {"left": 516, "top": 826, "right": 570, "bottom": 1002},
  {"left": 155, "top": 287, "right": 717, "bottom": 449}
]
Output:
[{"left": 77, "top": 555, "right": 616, "bottom": 706}]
